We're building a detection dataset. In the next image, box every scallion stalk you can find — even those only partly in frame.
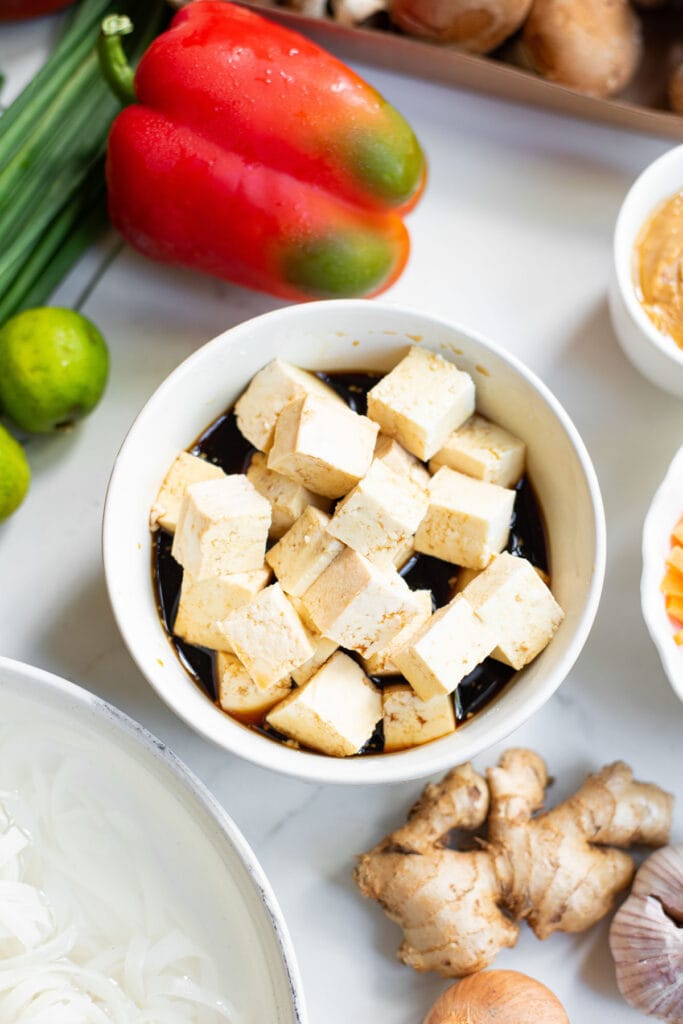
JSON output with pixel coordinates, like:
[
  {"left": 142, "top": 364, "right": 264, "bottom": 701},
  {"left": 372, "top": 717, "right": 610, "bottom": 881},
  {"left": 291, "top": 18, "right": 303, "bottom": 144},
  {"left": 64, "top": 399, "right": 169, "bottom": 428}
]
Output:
[{"left": 0, "top": 0, "right": 168, "bottom": 325}]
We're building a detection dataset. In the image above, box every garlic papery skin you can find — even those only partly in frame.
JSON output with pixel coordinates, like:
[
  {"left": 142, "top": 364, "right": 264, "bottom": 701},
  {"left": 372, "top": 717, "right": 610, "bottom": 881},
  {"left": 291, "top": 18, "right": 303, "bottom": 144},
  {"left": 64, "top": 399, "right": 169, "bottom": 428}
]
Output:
[
  {"left": 610, "top": 844, "right": 683, "bottom": 1022},
  {"left": 423, "top": 970, "right": 569, "bottom": 1024}
]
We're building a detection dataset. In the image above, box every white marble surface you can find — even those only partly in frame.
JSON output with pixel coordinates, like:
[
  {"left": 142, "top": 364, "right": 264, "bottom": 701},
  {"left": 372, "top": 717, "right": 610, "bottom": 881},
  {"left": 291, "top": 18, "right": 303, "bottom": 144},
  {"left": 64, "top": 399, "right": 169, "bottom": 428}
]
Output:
[{"left": 2, "top": 16, "right": 683, "bottom": 1023}]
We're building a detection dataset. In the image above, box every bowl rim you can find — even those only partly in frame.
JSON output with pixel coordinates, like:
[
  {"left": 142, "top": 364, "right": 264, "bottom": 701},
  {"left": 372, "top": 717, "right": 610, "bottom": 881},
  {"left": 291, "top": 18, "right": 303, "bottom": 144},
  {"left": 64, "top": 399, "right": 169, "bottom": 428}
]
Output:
[
  {"left": 641, "top": 443, "right": 683, "bottom": 704},
  {"left": 103, "top": 298, "right": 606, "bottom": 786},
  {"left": 613, "top": 143, "right": 683, "bottom": 368},
  {"left": 0, "top": 654, "right": 307, "bottom": 1024}
]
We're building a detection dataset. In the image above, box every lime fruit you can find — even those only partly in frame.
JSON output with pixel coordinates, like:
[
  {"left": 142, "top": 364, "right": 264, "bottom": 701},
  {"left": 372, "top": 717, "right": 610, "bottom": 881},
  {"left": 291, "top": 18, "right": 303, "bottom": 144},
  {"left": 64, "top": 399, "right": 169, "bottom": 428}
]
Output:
[
  {"left": 0, "top": 424, "right": 30, "bottom": 521},
  {"left": 0, "top": 307, "right": 109, "bottom": 433}
]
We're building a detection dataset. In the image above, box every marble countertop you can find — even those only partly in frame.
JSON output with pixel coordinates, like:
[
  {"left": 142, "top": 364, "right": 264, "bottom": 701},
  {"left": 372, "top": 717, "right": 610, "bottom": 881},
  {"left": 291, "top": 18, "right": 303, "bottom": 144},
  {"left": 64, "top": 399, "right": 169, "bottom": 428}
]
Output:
[{"left": 1, "top": 16, "right": 682, "bottom": 1023}]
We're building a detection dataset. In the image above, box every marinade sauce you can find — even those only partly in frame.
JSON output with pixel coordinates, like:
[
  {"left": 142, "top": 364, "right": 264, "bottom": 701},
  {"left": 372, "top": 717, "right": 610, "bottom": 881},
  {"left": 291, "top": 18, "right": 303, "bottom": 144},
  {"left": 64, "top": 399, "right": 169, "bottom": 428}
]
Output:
[{"left": 153, "top": 371, "right": 549, "bottom": 756}]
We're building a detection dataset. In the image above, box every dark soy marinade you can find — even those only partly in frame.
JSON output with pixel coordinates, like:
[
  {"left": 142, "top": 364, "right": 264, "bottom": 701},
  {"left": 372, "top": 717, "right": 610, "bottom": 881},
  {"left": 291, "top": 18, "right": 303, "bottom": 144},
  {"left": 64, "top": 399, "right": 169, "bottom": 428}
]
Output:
[{"left": 153, "top": 371, "right": 549, "bottom": 756}]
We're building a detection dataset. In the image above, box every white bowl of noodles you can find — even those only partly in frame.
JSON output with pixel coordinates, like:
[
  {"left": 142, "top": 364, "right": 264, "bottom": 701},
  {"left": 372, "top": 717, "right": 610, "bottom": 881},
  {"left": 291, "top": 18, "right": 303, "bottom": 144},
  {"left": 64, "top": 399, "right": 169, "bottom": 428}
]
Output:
[{"left": 0, "top": 656, "right": 306, "bottom": 1024}]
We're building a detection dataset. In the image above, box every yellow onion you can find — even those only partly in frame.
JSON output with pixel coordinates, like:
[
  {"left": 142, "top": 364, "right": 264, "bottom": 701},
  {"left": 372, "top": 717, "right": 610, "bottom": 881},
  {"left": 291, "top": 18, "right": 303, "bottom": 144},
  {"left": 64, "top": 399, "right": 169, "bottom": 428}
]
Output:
[{"left": 423, "top": 970, "right": 570, "bottom": 1024}]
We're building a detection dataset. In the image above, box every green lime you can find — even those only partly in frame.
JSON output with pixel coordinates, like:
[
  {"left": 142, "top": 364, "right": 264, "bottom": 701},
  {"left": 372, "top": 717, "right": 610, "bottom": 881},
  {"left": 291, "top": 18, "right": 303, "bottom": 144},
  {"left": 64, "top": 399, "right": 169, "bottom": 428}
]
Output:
[
  {"left": 0, "top": 307, "right": 109, "bottom": 433},
  {"left": 0, "top": 424, "right": 30, "bottom": 521}
]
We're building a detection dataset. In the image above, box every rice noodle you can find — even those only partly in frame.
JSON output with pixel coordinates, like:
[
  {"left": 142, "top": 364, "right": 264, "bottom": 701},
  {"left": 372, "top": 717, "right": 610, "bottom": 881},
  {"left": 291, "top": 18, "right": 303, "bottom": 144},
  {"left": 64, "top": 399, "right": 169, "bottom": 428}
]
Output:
[{"left": 0, "top": 724, "right": 244, "bottom": 1023}]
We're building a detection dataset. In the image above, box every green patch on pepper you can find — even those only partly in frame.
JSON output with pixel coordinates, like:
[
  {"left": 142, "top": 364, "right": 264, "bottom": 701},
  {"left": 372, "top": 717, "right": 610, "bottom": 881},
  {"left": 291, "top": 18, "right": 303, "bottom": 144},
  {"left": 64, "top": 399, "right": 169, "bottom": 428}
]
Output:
[
  {"left": 346, "top": 103, "right": 425, "bottom": 209},
  {"left": 281, "top": 231, "right": 400, "bottom": 299}
]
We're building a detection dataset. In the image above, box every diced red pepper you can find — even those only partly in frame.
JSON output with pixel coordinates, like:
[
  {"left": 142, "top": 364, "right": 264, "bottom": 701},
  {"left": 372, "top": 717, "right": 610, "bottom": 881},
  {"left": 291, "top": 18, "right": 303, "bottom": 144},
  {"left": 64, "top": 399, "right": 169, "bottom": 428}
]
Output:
[
  {"left": 0, "top": 0, "right": 73, "bottom": 18},
  {"left": 102, "top": 1, "right": 425, "bottom": 300}
]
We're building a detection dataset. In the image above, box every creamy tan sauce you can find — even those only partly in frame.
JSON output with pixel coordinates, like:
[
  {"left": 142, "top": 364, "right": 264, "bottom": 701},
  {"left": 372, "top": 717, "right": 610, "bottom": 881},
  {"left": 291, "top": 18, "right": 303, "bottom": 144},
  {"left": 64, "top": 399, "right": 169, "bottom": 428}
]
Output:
[{"left": 636, "top": 190, "right": 683, "bottom": 349}]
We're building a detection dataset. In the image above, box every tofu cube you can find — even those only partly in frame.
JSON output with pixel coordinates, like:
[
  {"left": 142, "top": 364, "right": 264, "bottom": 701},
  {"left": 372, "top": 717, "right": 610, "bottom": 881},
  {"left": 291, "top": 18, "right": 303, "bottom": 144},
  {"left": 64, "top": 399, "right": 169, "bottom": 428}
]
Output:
[
  {"left": 462, "top": 552, "right": 564, "bottom": 670},
  {"left": 267, "top": 393, "right": 379, "bottom": 499},
  {"left": 288, "top": 597, "right": 339, "bottom": 686},
  {"left": 302, "top": 548, "right": 422, "bottom": 658},
  {"left": 392, "top": 535, "right": 417, "bottom": 571},
  {"left": 453, "top": 563, "right": 548, "bottom": 594},
  {"left": 415, "top": 467, "right": 515, "bottom": 570},
  {"left": 383, "top": 684, "right": 456, "bottom": 752},
  {"left": 393, "top": 594, "right": 495, "bottom": 701},
  {"left": 266, "top": 507, "right": 344, "bottom": 597},
  {"left": 216, "top": 652, "right": 292, "bottom": 720},
  {"left": 247, "top": 451, "right": 330, "bottom": 540},
  {"left": 220, "top": 582, "right": 314, "bottom": 689},
  {"left": 291, "top": 635, "right": 338, "bottom": 686},
  {"left": 429, "top": 414, "right": 526, "bottom": 488},
  {"left": 172, "top": 475, "right": 271, "bottom": 579},
  {"left": 234, "top": 358, "right": 343, "bottom": 452},
  {"left": 374, "top": 434, "right": 431, "bottom": 489},
  {"left": 326, "top": 459, "right": 428, "bottom": 566},
  {"left": 363, "top": 589, "right": 433, "bottom": 677},
  {"left": 150, "top": 452, "right": 224, "bottom": 533},
  {"left": 266, "top": 652, "right": 381, "bottom": 757},
  {"left": 453, "top": 566, "right": 482, "bottom": 594},
  {"left": 173, "top": 566, "right": 271, "bottom": 651},
  {"left": 372, "top": 438, "right": 429, "bottom": 571},
  {"left": 367, "top": 347, "right": 475, "bottom": 461}
]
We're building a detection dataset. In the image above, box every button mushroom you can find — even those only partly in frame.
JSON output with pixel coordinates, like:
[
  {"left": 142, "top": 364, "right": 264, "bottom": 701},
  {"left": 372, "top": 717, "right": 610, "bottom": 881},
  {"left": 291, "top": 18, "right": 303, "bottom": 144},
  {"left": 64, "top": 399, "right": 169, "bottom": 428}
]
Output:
[
  {"left": 521, "top": 0, "right": 642, "bottom": 98},
  {"left": 670, "top": 63, "right": 683, "bottom": 115},
  {"left": 609, "top": 844, "right": 683, "bottom": 1022},
  {"left": 331, "top": 0, "right": 388, "bottom": 25},
  {"left": 389, "top": 0, "right": 533, "bottom": 53}
]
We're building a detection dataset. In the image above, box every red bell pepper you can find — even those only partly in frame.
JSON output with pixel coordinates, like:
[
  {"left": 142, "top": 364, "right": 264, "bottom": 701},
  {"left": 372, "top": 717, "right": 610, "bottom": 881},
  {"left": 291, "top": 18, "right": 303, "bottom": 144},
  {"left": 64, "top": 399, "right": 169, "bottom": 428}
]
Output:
[
  {"left": 0, "top": 0, "right": 74, "bottom": 18},
  {"left": 100, "top": 2, "right": 426, "bottom": 300}
]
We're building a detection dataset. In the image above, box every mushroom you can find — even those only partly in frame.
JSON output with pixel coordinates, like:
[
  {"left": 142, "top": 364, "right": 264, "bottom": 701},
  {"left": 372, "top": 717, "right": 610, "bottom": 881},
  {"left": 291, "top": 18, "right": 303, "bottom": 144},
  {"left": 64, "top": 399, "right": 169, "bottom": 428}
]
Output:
[
  {"left": 288, "top": 0, "right": 329, "bottom": 14},
  {"left": 609, "top": 844, "right": 683, "bottom": 1022},
  {"left": 670, "top": 63, "right": 683, "bottom": 115},
  {"left": 423, "top": 971, "right": 570, "bottom": 1024},
  {"left": 388, "top": 0, "right": 533, "bottom": 54},
  {"left": 331, "top": 0, "right": 388, "bottom": 25},
  {"left": 521, "top": 0, "right": 642, "bottom": 98}
]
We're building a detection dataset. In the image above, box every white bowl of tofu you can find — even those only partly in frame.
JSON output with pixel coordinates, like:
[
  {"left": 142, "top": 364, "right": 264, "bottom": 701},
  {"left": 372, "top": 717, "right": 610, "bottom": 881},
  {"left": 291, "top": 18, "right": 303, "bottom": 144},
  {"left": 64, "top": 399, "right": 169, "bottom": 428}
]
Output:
[{"left": 104, "top": 300, "right": 606, "bottom": 785}]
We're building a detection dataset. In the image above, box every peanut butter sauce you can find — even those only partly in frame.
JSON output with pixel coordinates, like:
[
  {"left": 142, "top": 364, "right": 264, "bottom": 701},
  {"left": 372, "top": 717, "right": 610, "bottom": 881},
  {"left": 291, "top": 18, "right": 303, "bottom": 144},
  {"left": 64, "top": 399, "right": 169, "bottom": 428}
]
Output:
[{"left": 636, "top": 190, "right": 683, "bottom": 349}]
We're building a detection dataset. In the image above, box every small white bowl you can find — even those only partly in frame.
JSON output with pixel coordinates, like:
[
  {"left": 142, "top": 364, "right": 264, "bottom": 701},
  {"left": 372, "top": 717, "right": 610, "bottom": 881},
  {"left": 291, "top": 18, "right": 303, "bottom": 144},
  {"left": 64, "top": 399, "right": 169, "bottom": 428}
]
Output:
[
  {"left": 0, "top": 655, "right": 306, "bottom": 1022},
  {"left": 103, "top": 299, "right": 606, "bottom": 786},
  {"left": 641, "top": 444, "right": 683, "bottom": 703},
  {"left": 610, "top": 144, "right": 683, "bottom": 396}
]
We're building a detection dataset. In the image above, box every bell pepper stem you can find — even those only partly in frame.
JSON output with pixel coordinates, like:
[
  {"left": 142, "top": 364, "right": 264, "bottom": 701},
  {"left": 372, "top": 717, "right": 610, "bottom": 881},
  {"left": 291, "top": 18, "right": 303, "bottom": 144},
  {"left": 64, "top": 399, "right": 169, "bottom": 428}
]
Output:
[{"left": 98, "top": 15, "right": 137, "bottom": 106}]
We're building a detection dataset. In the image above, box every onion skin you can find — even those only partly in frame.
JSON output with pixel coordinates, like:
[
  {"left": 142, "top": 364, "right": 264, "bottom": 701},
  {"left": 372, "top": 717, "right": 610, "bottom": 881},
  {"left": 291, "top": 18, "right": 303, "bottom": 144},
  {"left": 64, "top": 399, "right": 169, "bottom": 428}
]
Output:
[
  {"left": 610, "top": 844, "right": 683, "bottom": 1023},
  {"left": 423, "top": 970, "right": 570, "bottom": 1024}
]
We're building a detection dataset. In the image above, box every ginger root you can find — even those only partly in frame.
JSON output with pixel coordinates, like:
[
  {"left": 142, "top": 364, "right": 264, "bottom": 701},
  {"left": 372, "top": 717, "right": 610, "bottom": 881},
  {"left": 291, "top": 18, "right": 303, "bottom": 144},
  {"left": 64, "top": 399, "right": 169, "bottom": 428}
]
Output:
[{"left": 355, "top": 748, "right": 673, "bottom": 977}]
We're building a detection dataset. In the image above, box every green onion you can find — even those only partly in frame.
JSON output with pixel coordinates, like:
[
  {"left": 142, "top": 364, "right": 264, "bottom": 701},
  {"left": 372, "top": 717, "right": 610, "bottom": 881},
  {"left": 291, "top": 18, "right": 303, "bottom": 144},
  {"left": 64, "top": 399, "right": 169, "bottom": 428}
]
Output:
[{"left": 0, "top": 0, "right": 168, "bottom": 326}]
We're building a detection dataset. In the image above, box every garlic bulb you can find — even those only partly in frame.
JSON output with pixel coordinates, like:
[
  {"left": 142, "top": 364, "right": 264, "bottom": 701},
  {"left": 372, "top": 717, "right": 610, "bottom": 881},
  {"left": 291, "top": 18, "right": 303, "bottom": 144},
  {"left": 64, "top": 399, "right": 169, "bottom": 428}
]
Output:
[
  {"left": 423, "top": 970, "right": 569, "bottom": 1024},
  {"left": 609, "top": 844, "right": 683, "bottom": 1022}
]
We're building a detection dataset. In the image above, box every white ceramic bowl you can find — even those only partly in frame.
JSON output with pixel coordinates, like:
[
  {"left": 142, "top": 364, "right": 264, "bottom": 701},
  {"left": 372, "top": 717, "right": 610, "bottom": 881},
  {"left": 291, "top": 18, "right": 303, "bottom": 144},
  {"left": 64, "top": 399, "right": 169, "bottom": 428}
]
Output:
[
  {"left": 609, "top": 144, "right": 683, "bottom": 396},
  {"left": 641, "top": 444, "right": 683, "bottom": 703},
  {"left": 0, "top": 656, "right": 306, "bottom": 1023},
  {"left": 104, "top": 299, "right": 606, "bottom": 785}
]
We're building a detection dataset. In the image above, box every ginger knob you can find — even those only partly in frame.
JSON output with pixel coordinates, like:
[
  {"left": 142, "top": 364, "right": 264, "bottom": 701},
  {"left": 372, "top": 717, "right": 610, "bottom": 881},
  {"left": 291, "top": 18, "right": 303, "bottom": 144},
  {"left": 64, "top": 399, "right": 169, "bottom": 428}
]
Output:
[{"left": 423, "top": 971, "right": 570, "bottom": 1024}]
